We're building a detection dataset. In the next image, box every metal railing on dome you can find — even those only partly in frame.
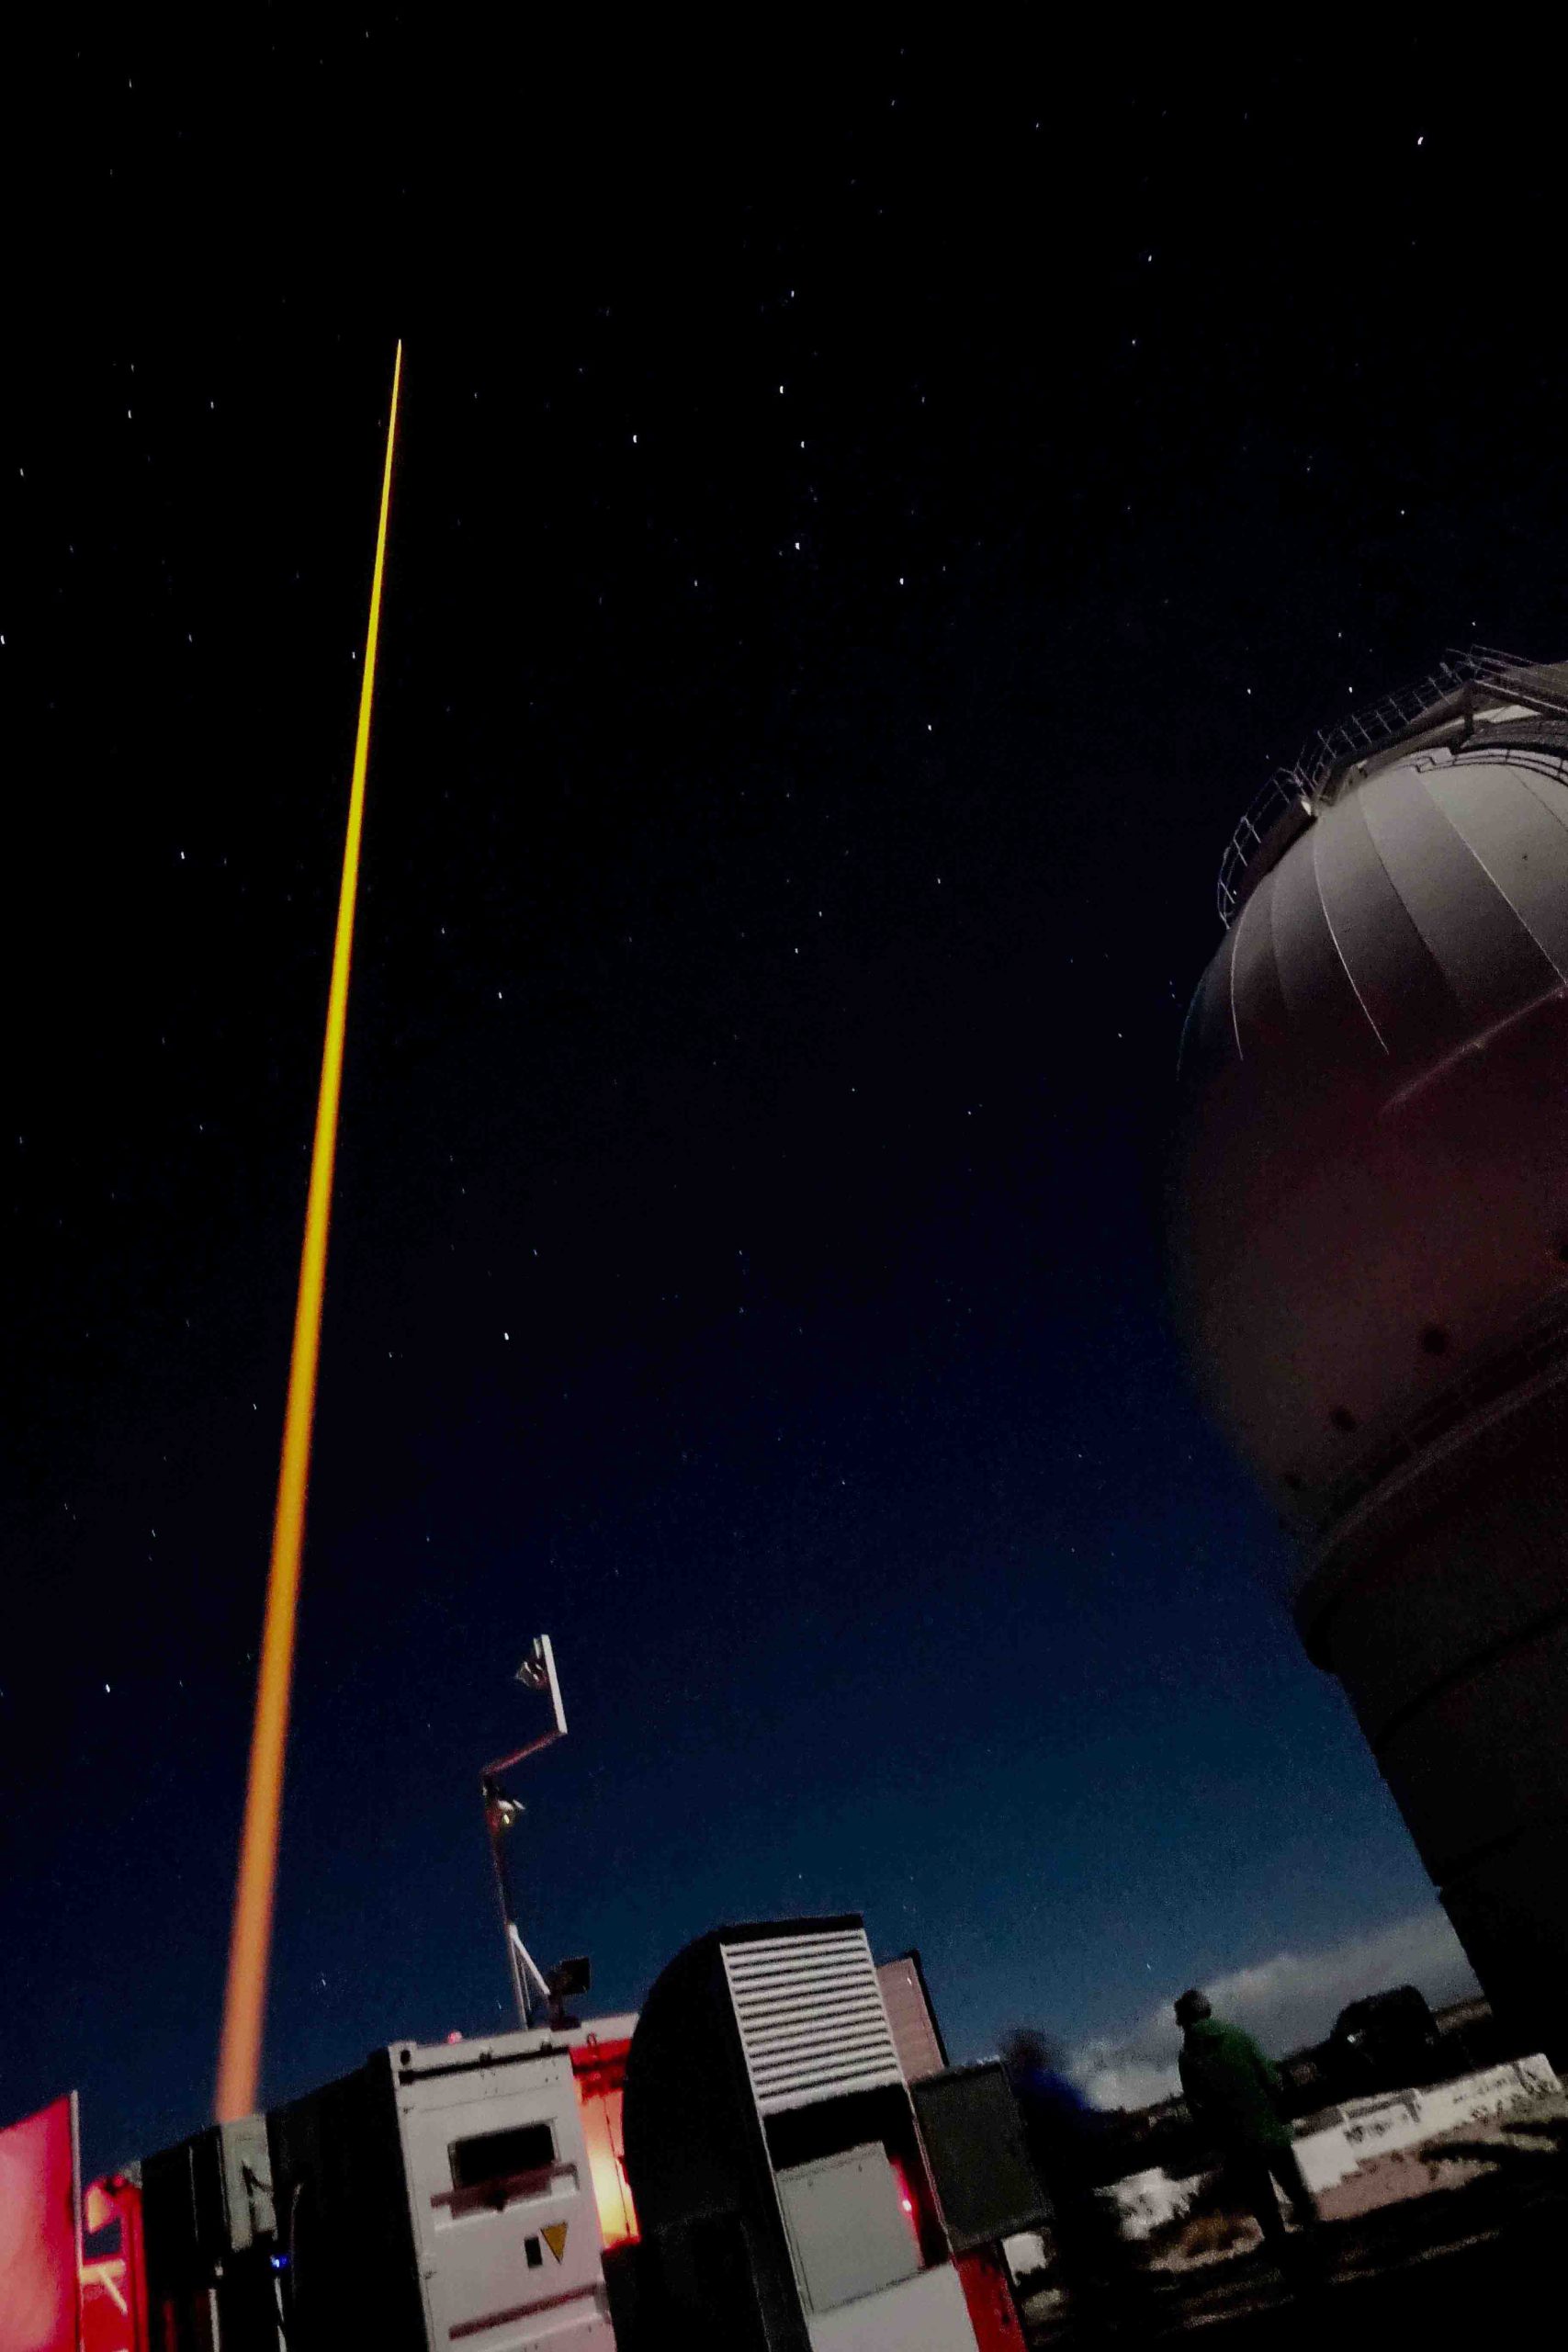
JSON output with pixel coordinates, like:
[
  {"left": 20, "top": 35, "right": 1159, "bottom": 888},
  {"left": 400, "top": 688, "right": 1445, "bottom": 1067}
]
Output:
[{"left": 1214, "top": 646, "right": 1531, "bottom": 926}]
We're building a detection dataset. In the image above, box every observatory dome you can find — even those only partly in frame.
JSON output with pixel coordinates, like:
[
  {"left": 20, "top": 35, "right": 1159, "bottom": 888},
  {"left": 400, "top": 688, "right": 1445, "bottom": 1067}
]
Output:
[
  {"left": 1170, "top": 673, "right": 1568, "bottom": 1580},
  {"left": 1168, "top": 650, "right": 1568, "bottom": 2055}
]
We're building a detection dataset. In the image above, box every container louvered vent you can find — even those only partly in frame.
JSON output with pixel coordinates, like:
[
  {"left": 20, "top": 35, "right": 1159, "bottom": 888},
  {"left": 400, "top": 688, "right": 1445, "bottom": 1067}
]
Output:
[{"left": 721, "top": 1928, "right": 904, "bottom": 2117}]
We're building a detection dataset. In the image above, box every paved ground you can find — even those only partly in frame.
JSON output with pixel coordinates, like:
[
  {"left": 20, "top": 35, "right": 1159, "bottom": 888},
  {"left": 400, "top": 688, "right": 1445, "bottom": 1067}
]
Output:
[{"left": 1024, "top": 2113, "right": 1568, "bottom": 2348}]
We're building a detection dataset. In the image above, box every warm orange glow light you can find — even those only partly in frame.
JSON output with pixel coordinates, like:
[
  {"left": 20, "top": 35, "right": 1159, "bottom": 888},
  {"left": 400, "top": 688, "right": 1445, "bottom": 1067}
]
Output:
[
  {"left": 572, "top": 2046, "right": 640, "bottom": 2250},
  {"left": 214, "top": 345, "right": 402, "bottom": 2124}
]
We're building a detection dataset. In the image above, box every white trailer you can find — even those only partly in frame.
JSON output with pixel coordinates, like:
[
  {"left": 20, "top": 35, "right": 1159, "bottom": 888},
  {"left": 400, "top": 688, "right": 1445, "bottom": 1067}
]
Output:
[
  {"left": 141, "top": 2017, "right": 639, "bottom": 2350},
  {"left": 386, "top": 2021, "right": 637, "bottom": 2349}
]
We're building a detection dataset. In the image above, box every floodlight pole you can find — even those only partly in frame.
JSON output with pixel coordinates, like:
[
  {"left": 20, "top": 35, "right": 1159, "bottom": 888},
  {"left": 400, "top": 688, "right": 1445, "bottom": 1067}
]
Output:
[{"left": 481, "top": 1634, "right": 567, "bottom": 2030}]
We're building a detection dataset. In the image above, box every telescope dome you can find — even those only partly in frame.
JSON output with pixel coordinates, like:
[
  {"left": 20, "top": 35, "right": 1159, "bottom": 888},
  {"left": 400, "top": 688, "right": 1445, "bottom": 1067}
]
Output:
[
  {"left": 1169, "top": 694, "right": 1568, "bottom": 1566},
  {"left": 1168, "top": 650, "right": 1568, "bottom": 2056}
]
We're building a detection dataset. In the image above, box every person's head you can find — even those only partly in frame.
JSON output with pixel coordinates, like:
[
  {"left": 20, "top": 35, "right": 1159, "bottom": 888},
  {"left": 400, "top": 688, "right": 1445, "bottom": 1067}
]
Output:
[
  {"left": 1174, "top": 1988, "right": 1212, "bottom": 2030},
  {"left": 1002, "top": 2029, "right": 1058, "bottom": 2076}
]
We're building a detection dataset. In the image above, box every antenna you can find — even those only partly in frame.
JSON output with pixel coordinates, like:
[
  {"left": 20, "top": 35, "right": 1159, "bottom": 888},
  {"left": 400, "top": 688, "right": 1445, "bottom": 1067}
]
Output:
[
  {"left": 482, "top": 1634, "right": 570, "bottom": 2028},
  {"left": 516, "top": 1632, "right": 568, "bottom": 1740}
]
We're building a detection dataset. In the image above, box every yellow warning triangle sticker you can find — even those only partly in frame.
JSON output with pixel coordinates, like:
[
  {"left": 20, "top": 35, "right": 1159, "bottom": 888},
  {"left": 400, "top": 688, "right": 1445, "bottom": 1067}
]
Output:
[{"left": 542, "top": 2222, "right": 569, "bottom": 2263}]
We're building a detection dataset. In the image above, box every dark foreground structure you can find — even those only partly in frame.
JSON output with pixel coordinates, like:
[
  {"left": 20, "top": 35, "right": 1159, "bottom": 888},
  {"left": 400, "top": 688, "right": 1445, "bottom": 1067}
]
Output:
[
  {"left": 1142, "top": 2112, "right": 1565, "bottom": 2346},
  {"left": 1168, "top": 648, "right": 1568, "bottom": 2061}
]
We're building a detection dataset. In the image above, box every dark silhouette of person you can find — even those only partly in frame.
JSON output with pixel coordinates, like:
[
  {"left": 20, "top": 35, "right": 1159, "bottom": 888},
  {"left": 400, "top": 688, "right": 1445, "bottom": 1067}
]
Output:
[
  {"left": 1174, "top": 1990, "right": 1322, "bottom": 2278},
  {"left": 1004, "top": 2030, "right": 1142, "bottom": 2337}
]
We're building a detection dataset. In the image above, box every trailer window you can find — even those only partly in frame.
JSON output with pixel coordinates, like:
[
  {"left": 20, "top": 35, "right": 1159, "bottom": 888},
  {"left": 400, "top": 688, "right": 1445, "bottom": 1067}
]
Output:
[{"left": 450, "top": 2121, "right": 558, "bottom": 2191}]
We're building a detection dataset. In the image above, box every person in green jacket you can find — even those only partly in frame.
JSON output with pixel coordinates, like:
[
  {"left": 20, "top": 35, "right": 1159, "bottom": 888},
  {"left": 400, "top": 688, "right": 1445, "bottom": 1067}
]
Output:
[{"left": 1175, "top": 1990, "right": 1321, "bottom": 2271}]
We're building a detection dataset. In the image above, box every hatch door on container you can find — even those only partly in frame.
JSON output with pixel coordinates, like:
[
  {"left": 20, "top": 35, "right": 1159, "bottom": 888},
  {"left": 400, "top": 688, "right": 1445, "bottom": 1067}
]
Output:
[{"left": 399, "top": 2052, "right": 613, "bottom": 2349}]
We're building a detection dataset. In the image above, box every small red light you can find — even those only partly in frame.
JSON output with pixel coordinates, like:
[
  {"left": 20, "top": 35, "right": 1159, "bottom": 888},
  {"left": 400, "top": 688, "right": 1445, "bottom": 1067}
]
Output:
[
  {"left": 888, "top": 2155, "right": 922, "bottom": 2252},
  {"left": 446, "top": 2030, "right": 464, "bottom": 2044}
]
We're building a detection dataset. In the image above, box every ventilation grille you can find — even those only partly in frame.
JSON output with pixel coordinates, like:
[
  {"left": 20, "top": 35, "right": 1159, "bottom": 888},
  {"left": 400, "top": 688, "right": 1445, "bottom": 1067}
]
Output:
[{"left": 721, "top": 1928, "right": 904, "bottom": 2117}]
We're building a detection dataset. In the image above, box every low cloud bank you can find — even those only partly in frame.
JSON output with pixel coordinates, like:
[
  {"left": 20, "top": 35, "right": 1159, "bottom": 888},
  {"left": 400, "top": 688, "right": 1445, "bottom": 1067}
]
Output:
[{"left": 1072, "top": 1909, "right": 1480, "bottom": 2112}]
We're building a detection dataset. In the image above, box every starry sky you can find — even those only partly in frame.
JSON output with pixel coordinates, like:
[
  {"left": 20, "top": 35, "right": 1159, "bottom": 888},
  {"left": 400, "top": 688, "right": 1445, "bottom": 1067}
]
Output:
[{"left": 6, "top": 30, "right": 1567, "bottom": 2180}]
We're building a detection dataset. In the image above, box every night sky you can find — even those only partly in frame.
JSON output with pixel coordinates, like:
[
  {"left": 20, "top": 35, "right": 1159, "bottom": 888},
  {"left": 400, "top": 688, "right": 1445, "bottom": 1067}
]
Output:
[{"left": 7, "top": 31, "right": 1568, "bottom": 2180}]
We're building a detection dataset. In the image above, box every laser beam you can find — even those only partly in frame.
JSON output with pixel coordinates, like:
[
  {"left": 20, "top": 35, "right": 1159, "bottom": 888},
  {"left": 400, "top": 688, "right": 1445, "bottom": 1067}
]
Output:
[{"left": 215, "top": 344, "right": 402, "bottom": 2123}]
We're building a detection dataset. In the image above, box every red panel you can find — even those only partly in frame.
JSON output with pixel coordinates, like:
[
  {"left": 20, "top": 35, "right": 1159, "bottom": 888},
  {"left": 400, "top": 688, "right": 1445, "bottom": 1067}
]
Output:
[
  {"left": 82, "top": 2175, "right": 148, "bottom": 2352},
  {"left": 0, "top": 2093, "right": 80, "bottom": 2352},
  {"left": 954, "top": 2245, "right": 1026, "bottom": 2351},
  {"left": 569, "top": 2037, "right": 632, "bottom": 2085}
]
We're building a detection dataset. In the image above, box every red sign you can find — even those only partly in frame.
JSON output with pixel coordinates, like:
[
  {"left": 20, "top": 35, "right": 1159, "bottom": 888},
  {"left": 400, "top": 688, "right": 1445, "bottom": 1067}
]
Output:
[{"left": 0, "top": 2092, "right": 80, "bottom": 2352}]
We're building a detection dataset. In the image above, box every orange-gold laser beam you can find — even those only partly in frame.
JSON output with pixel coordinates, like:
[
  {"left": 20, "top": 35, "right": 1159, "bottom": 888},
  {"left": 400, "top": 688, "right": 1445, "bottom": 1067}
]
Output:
[{"left": 215, "top": 344, "right": 402, "bottom": 2123}]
